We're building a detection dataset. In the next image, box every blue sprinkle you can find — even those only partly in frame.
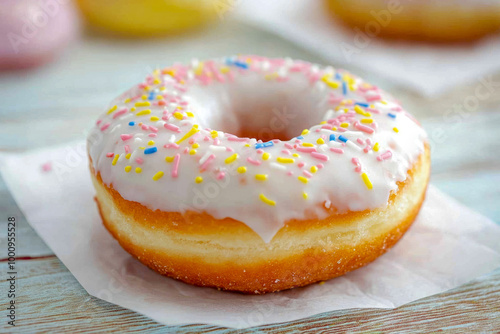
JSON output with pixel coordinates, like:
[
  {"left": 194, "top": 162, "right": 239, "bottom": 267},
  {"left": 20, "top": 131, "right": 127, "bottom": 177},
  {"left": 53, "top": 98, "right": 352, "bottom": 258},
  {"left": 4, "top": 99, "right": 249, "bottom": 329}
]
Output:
[
  {"left": 255, "top": 141, "right": 274, "bottom": 149},
  {"left": 335, "top": 72, "right": 342, "bottom": 80},
  {"left": 148, "top": 91, "right": 156, "bottom": 101},
  {"left": 355, "top": 102, "right": 369, "bottom": 108},
  {"left": 329, "top": 134, "right": 336, "bottom": 141},
  {"left": 342, "top": 81, "right": 347, "bottom": 95},
  {"left": 233, "top": 61, "right": 249, "bottom": 69},
  {"left": 128, "top": 121, "right": 135, "bottom": 126},
  {"left": 144, "top": 147, "right": 158, "bottom": 154},
  {"left": 388, "top": 113, "right": 396, "bottom": 119},
  {"left": 297, "top": 136, "right": 304, "bottom": 140},
  {"left": 338, "top": 135, "right": 348, "bottom": 143}
]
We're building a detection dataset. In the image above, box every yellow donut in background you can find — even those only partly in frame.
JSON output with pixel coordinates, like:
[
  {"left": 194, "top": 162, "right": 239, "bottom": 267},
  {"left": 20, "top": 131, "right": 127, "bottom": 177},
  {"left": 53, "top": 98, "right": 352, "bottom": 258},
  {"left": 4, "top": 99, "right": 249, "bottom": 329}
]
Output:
[
  {"left": 325, "top": 0, "right": 500, "bottom": 42},
  {"left": 76, "top": 0, "right": 232, "bottom": 36}
]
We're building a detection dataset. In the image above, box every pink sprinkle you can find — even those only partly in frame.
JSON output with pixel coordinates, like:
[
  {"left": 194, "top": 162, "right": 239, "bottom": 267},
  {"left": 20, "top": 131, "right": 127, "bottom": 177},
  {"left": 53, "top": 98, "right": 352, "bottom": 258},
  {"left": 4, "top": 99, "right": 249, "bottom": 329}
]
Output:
[
  {"left": 150, "top": 126, "right": 158, "bottom": 133},
  {"left": 216, "top": 171, "right": 226, "bottom": 180},
  {"left": 303, "top": 170, "right": 313, "bottom": 178},
  {"left": 247, "top": 157, "right": 261, "bottom": 166},
  {"left": 366, "top": 108, "right": 380, "bottom": 114},
  {"left": 317, "top": 164, "right": 324, "bottom": 169},
  {"left": 286, "top": 171, "right": 294, "bottom": 176},
  {"left": 366, "top": 94, "right": 381, "bottom": 102},
  {"left": 297, "top": 162, "right": 305, "bottom": 168},
  {"left": 188, "top": 138, "right": 195, "bottom": 145},
  {"left": 351, "top": 158, "right": 362, "bottom": 173},
  {"left": 214, "top": 138, "right": 221, "bottom": 146},
  {"left": 172, "top": 154, "right": 180, "bottom": 177},
  {"left": 284, "top": 143, "right": 294, "bottom": 149},
  {"left": 164, "top": 143, "right": 180, "bottom": 149},
  {"left": 180, "top": 101, "right": 189, "bottom": 106},
  {"left": 100, "top": 123, "right": 110, "bottom": 131},
  {"left": 124, "top": 145, "right": 130, "bottom": 153},
  {"left": 227, "top": 136, "right": 248, "bottom": 142},
  {"left": 363, "top": 145, "right": 371, "bottom": 153},
  {"left": 321, "top": 125, "right": 332, "bottom": 130},
  {"left": 96, "top": 120, "right": 102, "bottom": 125},
  {"left": 256, "top": 149, "right": 264, "bottom": 154},
  {"left": 330, "top": 147, "right": 344, "bottom": 154},
  {"left": 113, "top": 108, "right": 128, "bottom": 119},
  {"left": 121, "top": 134, "right": 133, "bottom": 141},
  {"left": 311, "top": 152, "right": 329, "bottom": 161},
  {"left": 148, "top": 133, "right": 157, "bottom": 137},
  {"left": 354, "top": 122, "right": 374, "bottom": 134},
  {"left": 203, "top": 136, "right": 210, "bottom": 141},
  {"left": 106, "top": 152, "right": 114, "bottom": 158},
  {"left": 136, "top": 157, "right": 143, "bottom": 164},
  {"left": 337, "top": 127, "right": 347, "bottom": 132},
  {"left": 200, "top": 154, "right": 216, "bottom": 171},
  {"left": 41, "top": 162, "right": 52, "bottom": 172},
  {"left": 377, "top": 150, "right": 393, "bottom": 161},
  {"left": 357, "top": 138, "right": 364, "bottom": 145},
  {"left": 226, "top": 147, "right": 234, "bottom": 152},
  {"left": 141, "top": 124, "right": 149, "bottom": 131},
  {"left": 392, "top": 106, "right": 403, "bottom": 112},
  {"left": 296, "top": 146, "right": 317, "bottom": 153},
  {"left": 164, "top": 123, "right": 181, "bottom": 133},
  {"left": 281, "top": 149, "right": 291, "bottom": 155},
  {"left": 183, "top": 148, "right": 189, "bottom": 154},
  {"left": 329, "top": 96, "right": 343, "bottom": 104}
]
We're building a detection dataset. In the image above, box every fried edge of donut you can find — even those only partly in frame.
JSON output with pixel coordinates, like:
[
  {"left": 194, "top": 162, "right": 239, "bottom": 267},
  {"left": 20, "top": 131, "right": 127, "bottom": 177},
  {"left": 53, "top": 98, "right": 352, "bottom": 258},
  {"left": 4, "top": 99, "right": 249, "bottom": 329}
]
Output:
[{"left": 89, "top": 144, "right": 430, "bottom": 294}]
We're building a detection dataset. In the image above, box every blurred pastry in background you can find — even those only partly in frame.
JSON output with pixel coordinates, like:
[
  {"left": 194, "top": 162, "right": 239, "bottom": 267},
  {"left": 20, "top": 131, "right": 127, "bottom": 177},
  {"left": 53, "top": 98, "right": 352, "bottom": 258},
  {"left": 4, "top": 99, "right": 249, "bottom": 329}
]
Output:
[
  {"left": 325, "top": 0, "right": 500, "bottom": 42},
  {"left": 75, "top": 0, "right": 233, "bottom": 37},
  {"left": 0, "top": 0, "right": 80, "bottom": 70}
]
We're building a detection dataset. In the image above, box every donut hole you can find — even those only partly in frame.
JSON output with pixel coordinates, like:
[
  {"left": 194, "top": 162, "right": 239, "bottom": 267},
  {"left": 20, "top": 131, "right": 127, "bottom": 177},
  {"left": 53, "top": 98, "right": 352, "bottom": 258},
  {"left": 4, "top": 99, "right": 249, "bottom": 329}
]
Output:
[{"left": 187, "top": 79, "right": 325, "bottom": 142}]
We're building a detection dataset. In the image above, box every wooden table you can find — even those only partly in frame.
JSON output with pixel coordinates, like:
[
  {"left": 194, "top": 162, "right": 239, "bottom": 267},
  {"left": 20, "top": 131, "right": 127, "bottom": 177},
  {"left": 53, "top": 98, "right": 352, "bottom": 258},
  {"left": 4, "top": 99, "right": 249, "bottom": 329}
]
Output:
[{"left": 1, "top": 20, "right": 499, "bottom": 333}]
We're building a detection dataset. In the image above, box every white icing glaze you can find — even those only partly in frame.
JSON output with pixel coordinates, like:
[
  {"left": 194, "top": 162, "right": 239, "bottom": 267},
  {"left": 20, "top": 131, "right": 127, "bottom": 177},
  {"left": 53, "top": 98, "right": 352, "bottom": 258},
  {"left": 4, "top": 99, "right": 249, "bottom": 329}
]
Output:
[{"left": 88, "top": 56, "right": 427, "bottom": 242}]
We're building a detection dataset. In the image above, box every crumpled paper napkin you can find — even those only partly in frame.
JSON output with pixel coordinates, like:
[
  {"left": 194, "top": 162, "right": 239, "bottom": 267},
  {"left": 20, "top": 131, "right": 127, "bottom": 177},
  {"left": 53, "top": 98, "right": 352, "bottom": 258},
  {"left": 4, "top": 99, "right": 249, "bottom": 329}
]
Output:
[
  {"left": 235, "top": 0, "right": 500, "bottom": 97},
  {"left": 1, "top": 141, "right": 499, "bottom": 329}
]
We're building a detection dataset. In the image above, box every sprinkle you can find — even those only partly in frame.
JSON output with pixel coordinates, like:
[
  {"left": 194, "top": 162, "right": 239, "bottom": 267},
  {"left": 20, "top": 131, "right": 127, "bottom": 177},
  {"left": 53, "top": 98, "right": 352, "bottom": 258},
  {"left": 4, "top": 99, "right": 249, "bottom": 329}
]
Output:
[
  {"left": 165, "top": 156, "right": 174, "bottom": 163},
  {"left": 355, "top": 102, "right": 369, "bottom": 108},
  {"left": 136, "top": 109, "right": 151, "bottom": 116},
  {"left": 296, "top": 146, "right": 316, "bottom": 153},
  {"left": 195, "top": 176, "right": 203, "bottom": 183},
  {"left": 192, "top": 143, "right": 200, "bottom": 149},
  {"left": 107, "top": 105, "right": 117, "bottom": 114},
  {"left": 135, "top": 101, "right": 151, "bottom": 107},
  {"left": 173, "top": 112, "right": 184, "bottom": 120},
  {"left": 377, "top": 150, "right": 393, "bottom": 161},
  {"left": 259, "top": 193, "right": 276, "bottom": 206},
  {"left": 144, "top": 147, "right": 157, "bottom": 154},
  {"left": 225, "top": 153, "right": 238, "bottom": 164},
  {"left": 262, "top": 152, "right": 270, "bottom": 160},
  {"left": 124, "top": 166, "right": 132, "bottom": 173},
  {"left": 255, "top": 141, "right": 274, "bottom": 149},
  {"left": 135, "top": 167, "right": 142, "bottom": 173},
  {"left": 361, "top": 118, "right": 373, "bottom": 124},
  {"left": 388, "top": 113, "right": 396, "bottom": 119},
  {"left": 247, "top": 157, "right": 262, "bottom": 166},
  {"left": 189, "top": 149, "right": 196, "bottom": 155},
  {"left": 277, "top": 157, "right": 295, "bottom": 164},
  {"left": 301, "top": 129, "right": 309, "bottom": 135},
  {"left": 373, "top": 142, "right": 380, "bottom": 152},
  {"left": 354, "top": 122, "right": 374, "bottom": 134},
  {"left": 354, "top": 105, "right": 370, "bottom": 117},
  {"left": 176, "top": 127, "right": 199, "bottom": 144},
  {"left": 298, "top": 176, "right": 308, "bottom": 183},
  {"left": 164, "top": 123, "right": 181, "bottom": 133},
  {"left": 129, "top": 122, "right": 135, "bottom": 126},
  {"left": 330, "top": 147, "right": 344, "bottom": 154},
  {"left": 237, "top": 166, "right": 247, "bottom": 173},
  {"left": 303, "top": 170, "right": 313, "bottom": 178},
  {"left": 342, "top": 81, "right": 347, "bottom": 95},
  {"left": 338, "top": 135, "right": 348, "bottom": 142},
  {"left": 393, "top": 127, "right": 399, "bottom": 133},
  {"left": 361, "top": 173, "right": 373, "bottom": 189},
  {"left": 255, "top": 174, "right": 268, "bottom": 181},
  {"left": 200, "top": 154, "right": 216, "bottom": 171},
  {"left": 121, "top": 134, "right": 133, "bottom": 141},
  {"left": 302, "top": 192, "right": 308, "bottom": 199},
  {"left": 148, "top": 140, "right": 155, "bottom": 145},
  {"left": 136, "top": 157, "right": 143, "bottom": 164},
  {"left": 172, "top": 154, "right": 180, "bottom": 177},
  {"left": 340, "top": 122, "right": 349, "bottom": 128},
  {"left": 150, "top": 116, "right": 160, "bottom": 121},
  {"left": 152, "top": 171, "right": 164, "bottom": 181},
  {"left": 113, "top": 108, "right": 128, "bottom": 119},
  {"left": 125, "top": 153, "right": 131, "bottom": 159},
  {"left": 100, "top": 123, "right": 110, "bottom": 131},
  {"left": 311, "top": 152, "right": 329, "bottom": 161},
  {"left": 112, "top": 154, "right": 120, "bottom": 165},
  {"left": 106, "top": 152, "right": 114, "bottom": 158}
]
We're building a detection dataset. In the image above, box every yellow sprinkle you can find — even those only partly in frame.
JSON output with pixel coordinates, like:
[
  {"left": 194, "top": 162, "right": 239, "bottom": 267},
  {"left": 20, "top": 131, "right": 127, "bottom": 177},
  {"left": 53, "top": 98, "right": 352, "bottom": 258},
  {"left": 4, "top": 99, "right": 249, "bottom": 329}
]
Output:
[
  {"left": 277, "top": 157, "right": 295, "bottom": 164},
  {"left": 148, "top": 140, "right": 155, "bottom": 145},
  {"left": 264, "top": 72, "right": 279, "bottom": 80},
  {"left": 152, "top": 171, "right": 164, "bottom": 181},
  {"left": 125, "top": 153, "right": 131, "bottom": 159},
  {"left": 194, "top": 62, "right": 204, "bottom": 76},
  {"left": 310, "top": 166, "right": 318, "bottom": 173},
  {"left": 393, "top": 127, "right": 399, "bottom": 133},
  {"left": 244, "top": 144, "right": 250, "bottom": 147},
  {"left": 176, "top": 127, "right": 199, "bottom": 144},
  {"left": 292, "top": 153, "right": 299, "bottom": 158},
  {"left": 301, "top": 129, "right": 309, "bottom": 135},
  {"left": 173, "top": 112, "right": 184, "bottom": 120},
  {"left": 332, "top": 127, "right": 338, "bottom": 131},
  {"left": 381, "top": 100, "right": 388, "bottom": 105},
  {"left": 193, "top": 124, "right": 199, "bottom": 129},
  {"left": 186, "top": 112, "right": 194, "bottom": 118},
  {"left": 255, "top": 174, "right": 268, "bottom": 181},
  {"left": 298, "top": 176, "right": 308, "bottom": 184},
  {"left": 225, "top": 153, "right": 238, "bottom": 164},
  {"left": 373, "top": 142, "right": 380, "bottom": 152},
  {"left": 131, "top": 107, "right": 136, "bottom": 112},
  {"left": 354, "top": 105, "right": 370, "bottom": 117},
  {"left": 165, "top": 156, "right": 174, "bottom": 163},
  {"left": 211, "top": 130, "right": 218, "bottom": 138},
  {"left": 124, "top": 98, "right": 131, "bottom": 103},
  {"left": 141, "top": 94, "right": 148, "bottom": 100},
  {"left": 150, "top": 116, "right": 160, "bottom": 121},
  {"left": 107, "top": 105, "right": 117, "bottom": 115},
  {"left": 340, "top": 122, "right": 349, "bottom": 128},
  {"left": 361, "top": 172, "right": 373, "bottom": 189},
  {"left": 160, "top": 86, "right": 166, "bottom": 91},
  {"left": 135, "top": 101, "right": 151, "bottom": 107},
  {"left": 189, "top": 149, "right": 196, "bottom": 155},
  {"left": 156, "top": 95, "right": 164, "bottom": 100},
  {"left": 320, "top": 121, "right": 327, "bottom": 125},
  {"left": 135, "top": 167, "right": 142, "bottom": 173},
  {"left": 262, "top": 152, "right": 270, "bottom": 160},
  {"left": 361, "top": 118, "right": 373, "bottom": 124},
  {"left": 112, "top": 154, "right": 119, "bottom": 166},
  {"left": 317, "top": 138, "right": 325, "bottom": 144},
  {"left": 124, "top": 166, "right": 132, "bottom": 173},
  {"left": 139, "top": 147, "right": 145, "bottom": 150},
  {"left": 136, "top": 109, "right": 151, "bottom": 116},
  {"left": 192, "top": 143, "right": 199, "bottom": 149},
  {"left": 302, "top": 192, "right": 308, "bottom": 199},
  {"left": 237, "top": 166, "right": 247, "bottom": 174},
  {"left": 302, "top": 143, "right": 314, "bottom": 147},
  {"left": 164, "top": 69, "right": 176, "bottom": 76},
  {"left": 153, "top": 78, "right": 161, "bottom": 85},
  {"left": 220, "top": 66, "right": 230, "bottom": 74},
  {"left": 195, "top": 176, "right": 203, "bottom": 184},
  {"left": 259, "top": 193, "right": 276, "bottom": 206}
]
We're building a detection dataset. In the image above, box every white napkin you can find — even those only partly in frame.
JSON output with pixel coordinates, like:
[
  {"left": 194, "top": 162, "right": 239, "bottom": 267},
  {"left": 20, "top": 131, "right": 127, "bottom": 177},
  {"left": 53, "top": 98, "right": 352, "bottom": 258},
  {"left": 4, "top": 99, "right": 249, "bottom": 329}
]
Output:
[
  {"left": 1, "top": 141, "right": 500, "bottom": 329},
  {"left": 235, "top": 0, "right": 500, "bottom": 97}
]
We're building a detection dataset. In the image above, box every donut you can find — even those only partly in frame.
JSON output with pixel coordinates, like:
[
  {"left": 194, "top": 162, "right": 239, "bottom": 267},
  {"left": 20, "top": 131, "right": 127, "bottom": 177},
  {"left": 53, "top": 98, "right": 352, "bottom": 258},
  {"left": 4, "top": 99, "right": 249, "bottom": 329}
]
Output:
[
  {"left": 0, "top": 0, "right": 79, "bottom": 70},
  {"left": 75, "top": 0, "right": 229, "bottom": 37},
  {"left": 88, "top": 56, "right": 430, "bottom": 294},
  {"left": 325, "top": 0, "right": 500, "bottom": 42}
]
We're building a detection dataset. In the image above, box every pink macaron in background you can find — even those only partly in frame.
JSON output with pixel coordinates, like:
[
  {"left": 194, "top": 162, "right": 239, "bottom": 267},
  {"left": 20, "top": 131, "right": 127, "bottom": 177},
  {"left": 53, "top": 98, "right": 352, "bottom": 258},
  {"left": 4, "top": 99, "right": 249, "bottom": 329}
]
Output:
[{"left": 0, "top": 0, "right": 80, "bottom": 70}]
